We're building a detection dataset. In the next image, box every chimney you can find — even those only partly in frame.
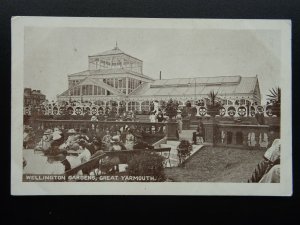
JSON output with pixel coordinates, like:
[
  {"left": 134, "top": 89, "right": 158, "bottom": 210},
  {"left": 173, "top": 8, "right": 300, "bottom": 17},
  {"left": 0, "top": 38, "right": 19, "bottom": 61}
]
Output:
[{"left": 159, "top": 71, "right": 162, "bottom": 80}]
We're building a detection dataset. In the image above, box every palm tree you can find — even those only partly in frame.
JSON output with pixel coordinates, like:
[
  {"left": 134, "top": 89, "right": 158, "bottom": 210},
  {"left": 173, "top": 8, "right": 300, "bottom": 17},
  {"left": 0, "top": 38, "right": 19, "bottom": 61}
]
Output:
[
  {"left": 206, "top": 91, "right": 221, "bottom": 117},
  {"left": 207, "top": 91, "right": 218, "bottom": 106},
  {"left": 266, "top": 87, "right": 281, "bottom": 117},
  {"left": 267, "top": 87, "right": 281, "bottom": 104}
]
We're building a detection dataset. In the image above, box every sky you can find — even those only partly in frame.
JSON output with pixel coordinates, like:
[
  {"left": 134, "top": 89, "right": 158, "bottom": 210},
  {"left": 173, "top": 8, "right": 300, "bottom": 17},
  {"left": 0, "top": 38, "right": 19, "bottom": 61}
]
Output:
[{"left": 24, "top": 27, "right": 282, "bottom": 103}]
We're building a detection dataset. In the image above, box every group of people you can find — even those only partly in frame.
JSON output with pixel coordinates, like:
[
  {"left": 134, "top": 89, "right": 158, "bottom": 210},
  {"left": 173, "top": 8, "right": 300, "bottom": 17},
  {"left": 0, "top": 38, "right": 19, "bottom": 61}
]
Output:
[
  {"left": 148, "top": 108, "right": 183, "bottom": 137},
  {"left": 89, "top": 110, "right": 136, "bottom": 122},
  {"left": 23, "top": 124, "right": 154, "bottom": 174},
  {"left": 149, "top": 109, "right": 166, "bottom": 123},
  {"left": 33, "top": 125, "right": 152, "bottom": 153},
  {"left": 23, "top": 126, "right": 35, "bottom": 149}
]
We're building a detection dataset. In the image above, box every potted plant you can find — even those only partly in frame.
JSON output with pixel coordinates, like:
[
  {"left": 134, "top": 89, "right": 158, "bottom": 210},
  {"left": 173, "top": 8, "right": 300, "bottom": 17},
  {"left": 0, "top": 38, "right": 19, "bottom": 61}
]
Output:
[
  {"left": 165, "top": 99, "right": 178, "bottom": 121},
  {"left": 177, "top": 139, "right": 192, "bottom": 165},
  {"left": 267, "top": 87, "right": 281, "bottom": 117},
  {"left": 206, "top": 91, "right": 222, "bottom": 117},
  {"left": 185, "top": 100, "right": 192, "bottom": 108}
]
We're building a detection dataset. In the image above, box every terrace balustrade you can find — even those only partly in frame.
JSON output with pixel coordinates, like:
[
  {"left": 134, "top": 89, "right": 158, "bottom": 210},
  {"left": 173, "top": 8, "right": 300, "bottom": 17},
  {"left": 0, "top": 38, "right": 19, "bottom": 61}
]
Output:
[
  {"left": 24, "top": 104, "right": 278, "bottom": 118},
  {"left": 31, "top": 119, "right": 179, "bottom": 140},
  {"left": 200, "top": 120, "right": 280, "bottom": 150}
]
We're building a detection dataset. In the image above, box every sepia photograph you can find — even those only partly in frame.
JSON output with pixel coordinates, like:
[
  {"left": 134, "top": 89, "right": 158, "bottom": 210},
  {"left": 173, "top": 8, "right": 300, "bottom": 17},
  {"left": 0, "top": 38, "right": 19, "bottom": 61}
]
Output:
[{"left": 11, "top": 17, "right": 292, "bottom": 195}]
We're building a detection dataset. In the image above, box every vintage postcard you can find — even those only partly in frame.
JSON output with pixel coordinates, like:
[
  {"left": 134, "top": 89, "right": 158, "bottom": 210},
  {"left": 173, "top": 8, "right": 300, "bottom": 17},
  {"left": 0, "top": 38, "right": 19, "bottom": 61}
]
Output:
[{"left": 11, "top": 17, "right": 292, "bottom": 195}]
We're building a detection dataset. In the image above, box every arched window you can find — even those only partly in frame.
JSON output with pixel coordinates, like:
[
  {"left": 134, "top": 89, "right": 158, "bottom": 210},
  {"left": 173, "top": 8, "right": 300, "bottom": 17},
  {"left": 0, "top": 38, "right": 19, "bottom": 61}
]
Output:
[
  {"left": 141, "top": 101, "right": 150, "bottom": 112},
  {"left": 240, "top": 99, "right": 246, "bottom": 105}
]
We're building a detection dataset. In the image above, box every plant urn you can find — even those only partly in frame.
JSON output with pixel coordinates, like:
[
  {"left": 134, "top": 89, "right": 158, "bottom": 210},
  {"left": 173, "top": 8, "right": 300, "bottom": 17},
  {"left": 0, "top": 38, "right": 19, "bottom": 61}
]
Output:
[{"left": 207, "top": 106, "right": 219, "bottom": 117}]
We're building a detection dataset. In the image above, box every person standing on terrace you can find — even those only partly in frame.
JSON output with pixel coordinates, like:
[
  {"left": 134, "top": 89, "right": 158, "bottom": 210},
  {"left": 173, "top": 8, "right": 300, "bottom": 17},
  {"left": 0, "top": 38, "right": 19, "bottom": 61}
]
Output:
[
  {"left": 157, "top": 109, "right": 164, "bottom": 122},
  {"left": 176, "top": 110, "right": 183, "bottom": 134},
  {"left": 192, "top": 123, "right": 204, "bottom": 145},
  {"left": 149, "top": 111, "right": 156, "bottom": 123},
  {"left": 255, "top": 106, "right": 265, "bottom": 125}
]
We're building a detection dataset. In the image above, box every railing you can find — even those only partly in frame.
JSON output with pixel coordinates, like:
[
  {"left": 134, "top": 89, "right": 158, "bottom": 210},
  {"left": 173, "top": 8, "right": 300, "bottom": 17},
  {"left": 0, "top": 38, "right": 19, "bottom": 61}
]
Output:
[
  {"left": 31, "top": 119, "right": 178, "bottom": 140},
  {"left": 213, "top": 123, "right": 280, "bottom": 150},
  {"left": 24, "top": 104, "right": 279, "bottom": 118}
]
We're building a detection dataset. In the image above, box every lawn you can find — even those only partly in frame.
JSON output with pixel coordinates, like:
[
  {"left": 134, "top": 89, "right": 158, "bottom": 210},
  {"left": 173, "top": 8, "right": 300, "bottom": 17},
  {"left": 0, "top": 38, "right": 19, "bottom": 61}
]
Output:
[{"left": 164, "top": 146, "right": 265, "bottom": 183}]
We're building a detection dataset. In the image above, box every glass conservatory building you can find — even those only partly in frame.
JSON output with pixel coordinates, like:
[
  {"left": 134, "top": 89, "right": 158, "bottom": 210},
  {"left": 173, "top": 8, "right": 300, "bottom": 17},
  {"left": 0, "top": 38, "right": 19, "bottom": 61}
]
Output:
[{"left": 57, "top": 45, "right": 262, "bottom": 112}]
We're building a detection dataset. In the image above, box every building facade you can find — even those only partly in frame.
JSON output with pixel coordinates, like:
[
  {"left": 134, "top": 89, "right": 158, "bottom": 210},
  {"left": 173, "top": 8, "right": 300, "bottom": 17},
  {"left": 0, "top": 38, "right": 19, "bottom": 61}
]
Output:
[
  {"left": 24, "top": 88, "right": 46, "bottom": 107},
  {"left": 57, "top": 45, "right": 261, "bottom": 113}
]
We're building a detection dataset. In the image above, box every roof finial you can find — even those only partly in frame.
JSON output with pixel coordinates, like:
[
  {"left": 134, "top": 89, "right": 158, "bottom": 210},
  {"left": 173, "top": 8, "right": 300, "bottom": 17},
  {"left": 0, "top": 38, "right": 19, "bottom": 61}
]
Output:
[{"left": 115, "top": 41, "right": 118, "bottom": 49}]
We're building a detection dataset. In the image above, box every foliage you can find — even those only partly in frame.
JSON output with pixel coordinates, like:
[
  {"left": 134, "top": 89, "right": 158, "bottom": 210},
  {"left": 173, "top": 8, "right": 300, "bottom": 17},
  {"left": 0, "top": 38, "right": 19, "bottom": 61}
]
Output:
[
  {"left": 196, "top": 99, "right": 205, "bottom": 106},
  {"left": 177, "top": 139, "right": 192, "bottom": 162},
  {"left": 266, "top": 87, "right": 281, "bottom": 117},
  {"left": 267, "top": 87, "right": 281, "bottom": 104},
  {"left": 185, "top": 101, "right": 192, "bottom": 108},
  {"left": 207, "top": 91, "right": 219, "bottom": 107},
  {"left": 178, "top": 139, "right": 192, "bottom": 149},
  {"left": 127, "top": 152, "right": 166, "bottom": 181},
  {"left": 206, "top": 91, "right": 222, "bottom": 116},
  {"left": 181, "top": 107, "right": 188, "bottom": 118},
  {"left": 165, "top": 99, "right": 178, "bottom": 119}
]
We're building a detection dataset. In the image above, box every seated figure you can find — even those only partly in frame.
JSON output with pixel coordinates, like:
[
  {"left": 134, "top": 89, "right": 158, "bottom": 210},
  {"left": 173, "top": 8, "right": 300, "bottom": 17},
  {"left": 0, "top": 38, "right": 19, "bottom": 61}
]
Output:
[
  {"left": 102, "top": 129, "right": 112, "bottom": 151},
  {"left": 34, "top": 129, "right": 53, "bottom": 152},
  {"left": 124, "top": 129, "right": 135, "bottom": 150},
  {"left": 192, "top": 124, "right": 204, "bottom": 145},
  {"left": 23, "top": 126, "right": 35, "bottom": 149},
  {"left": 45, "top": 128, "right": 66, "bottom": 156},
  {"left": 259, "top": 164, "right": 280, "bottom": 183},
  {"left": 248, "top": 139, "right": 280, "bottom": 183},
  {"left": 59, "top": 129, "right": 80, "bottom": 151}
]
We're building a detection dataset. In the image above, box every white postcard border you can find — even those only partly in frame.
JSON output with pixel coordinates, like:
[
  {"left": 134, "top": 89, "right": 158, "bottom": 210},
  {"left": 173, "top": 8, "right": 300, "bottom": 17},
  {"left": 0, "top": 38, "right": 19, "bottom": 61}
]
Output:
[{"left": 11, "top": 17, "right": 292, "bottom": 195}]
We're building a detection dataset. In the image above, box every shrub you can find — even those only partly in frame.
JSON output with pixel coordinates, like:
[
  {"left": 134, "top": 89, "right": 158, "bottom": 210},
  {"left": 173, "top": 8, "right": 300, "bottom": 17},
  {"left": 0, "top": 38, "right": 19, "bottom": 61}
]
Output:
[
  {"left": 127, "top": 151, "right": 166, "bottom": 181},
  {"left": 177, "top": 140, "right": 192, "bottom": 165}
]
